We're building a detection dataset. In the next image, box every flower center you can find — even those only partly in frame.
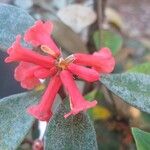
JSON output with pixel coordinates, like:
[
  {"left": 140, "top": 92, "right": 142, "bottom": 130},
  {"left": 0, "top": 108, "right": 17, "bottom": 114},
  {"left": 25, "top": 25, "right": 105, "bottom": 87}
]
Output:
[
  {"left": 40, "top": 45, "right": 75, "bottom": 70},
  {"left": 57, "top": 55, "right": 75, "bottom": 70}
]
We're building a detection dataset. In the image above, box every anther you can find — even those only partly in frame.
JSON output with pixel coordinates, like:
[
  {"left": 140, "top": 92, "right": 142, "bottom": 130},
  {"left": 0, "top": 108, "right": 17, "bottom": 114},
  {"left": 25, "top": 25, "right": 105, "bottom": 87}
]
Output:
[
  {"left": 65, "top": 55, "right": 75, "bottom": 64},
  {"left": 56, "top": 55, "right": 75, "bottom": 70},
  {"left": 41, "top": 45, "right": 57, "bottom": 58}
]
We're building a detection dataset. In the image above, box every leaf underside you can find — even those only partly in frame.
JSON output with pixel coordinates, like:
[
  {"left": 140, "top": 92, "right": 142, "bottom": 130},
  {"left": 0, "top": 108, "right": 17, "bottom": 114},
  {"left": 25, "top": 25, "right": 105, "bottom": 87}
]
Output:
[
  {"left": 0, "top": 3, "right": 34, "bottom": 51},
  {"left": 101, "top": 73, "right": 150, "bottom": 114},
  {"left": 0, "top": 91, "right": 41, "bottom": 150},
  {"left": 44, "top": 102, "right": 98, "bottom": 150}
]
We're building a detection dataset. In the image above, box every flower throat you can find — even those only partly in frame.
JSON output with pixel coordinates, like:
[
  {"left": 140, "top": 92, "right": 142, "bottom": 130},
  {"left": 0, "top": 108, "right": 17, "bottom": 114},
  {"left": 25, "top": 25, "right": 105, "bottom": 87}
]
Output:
[{"left": 41, "top": 44, "right": 75, "bottom": 70}]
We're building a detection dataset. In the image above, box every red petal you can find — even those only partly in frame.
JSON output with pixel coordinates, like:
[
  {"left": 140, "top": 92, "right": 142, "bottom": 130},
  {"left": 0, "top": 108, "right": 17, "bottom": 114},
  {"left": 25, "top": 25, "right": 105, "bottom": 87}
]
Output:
[
  {"left": 93, "top": 47, "right": 112, "bottom": 58},
  {"left": 15, "top": 62, "right": 41, "bottom": 89},
  {"left": 5, "top": 35, "right": 55, "bottom": 68},
  {"left": 68, "top": 63, "right": 99, "bottom": 82},
  {"left": 60, "top": 70, "right": 97, "bottom": 118},
  {"left": 24, "top": 20, "right": 60, "bottom": 57},
  {"left": 27, "top": 105, "right": 53, "bottom": 121},
  {"left": 74, "top": 47, "right": 115, "bottom": 73},
  {"left": 34, "top": 66, "right": 57, "bottom": 79},
  {"left": 27, "top": 75, "right": 62, "bottom": 121},
  {"left": 93, "top": 47, "right": 115, "bottom": 73},
  {"left": 74, "top": 53, "right": 98, "bottom": 67},
  {"left": 21, "top": 77, "right": 40, "bottom": 90}
]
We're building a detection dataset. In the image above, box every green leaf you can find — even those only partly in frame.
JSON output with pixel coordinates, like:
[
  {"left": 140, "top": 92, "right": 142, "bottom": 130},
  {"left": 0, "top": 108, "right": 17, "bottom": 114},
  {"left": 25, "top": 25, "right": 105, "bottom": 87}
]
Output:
[
  {"left": 101, "top": 73, "right": 150, "bottom": 114},
  {"left": 128, "top": 62, "right": 150, "bottom": 74},
  {"left": 84, "top": 90, "right": 97, "bottom": 101},
  {"left": 93, "top": 30, "right": 123, "bottom": 55},
  {"left": 0, "top": 3, "right": 34, "bottom": 51},
  {"left": 132, "top": 128, "right": 150, "bottom": 150},
  {"left": 44, "top": 102, "right": 98, "bottom": 150},
  {"left": 0, "top": 91, "right": 41, "bottom": 150}
]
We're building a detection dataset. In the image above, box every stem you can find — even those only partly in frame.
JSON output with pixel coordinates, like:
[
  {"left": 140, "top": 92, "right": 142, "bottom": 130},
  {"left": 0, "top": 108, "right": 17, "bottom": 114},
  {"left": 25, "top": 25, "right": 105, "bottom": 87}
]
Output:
[{"left": 96, "top": 0, "right": 107, "bottom": 48}]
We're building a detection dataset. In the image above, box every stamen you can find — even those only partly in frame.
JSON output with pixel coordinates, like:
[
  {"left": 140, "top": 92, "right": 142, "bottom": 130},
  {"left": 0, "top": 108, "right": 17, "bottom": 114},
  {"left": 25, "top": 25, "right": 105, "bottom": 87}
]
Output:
[
  {"left": 65, "top": 55, "right": 75, "bottom": 64},
  {"left": 41, "top": 45, "right": 57, "bottom": 58},
  {"left": 57, "top": 58, "right": 67, "bottom": 70},
  {"left": 56, "top": 55, "right": 75, "bottom": 70}
]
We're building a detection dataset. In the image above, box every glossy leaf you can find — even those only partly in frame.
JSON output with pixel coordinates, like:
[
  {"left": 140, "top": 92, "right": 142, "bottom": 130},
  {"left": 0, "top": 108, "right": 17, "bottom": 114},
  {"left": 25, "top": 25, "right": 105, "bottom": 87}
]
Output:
[
  {"left": 132, "top": 128, "right": 150, "bottom": 150},
  {"left": 101, "top": 73, "right": 150, "bottom": 114},
  {"left": 128, "top": 62, "right": 150, "bottom": 74},
  {"left": 44, "top": 102, "right": 98, "bottom": 150},
  {"left": 93, "top": 30, "right": 123, "bottom": 54},
  {"left": 0, "top": 91, "right": 41, "bottom": 150},
  {"left": 0, "top": 3, "right": 34, "bottom": 51}
]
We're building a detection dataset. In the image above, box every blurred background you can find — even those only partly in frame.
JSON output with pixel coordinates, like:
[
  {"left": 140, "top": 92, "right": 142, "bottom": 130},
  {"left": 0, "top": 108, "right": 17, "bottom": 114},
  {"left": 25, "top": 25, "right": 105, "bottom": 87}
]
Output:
[{"left": 0, "top": 0, "right": 150, "bottom": 149}]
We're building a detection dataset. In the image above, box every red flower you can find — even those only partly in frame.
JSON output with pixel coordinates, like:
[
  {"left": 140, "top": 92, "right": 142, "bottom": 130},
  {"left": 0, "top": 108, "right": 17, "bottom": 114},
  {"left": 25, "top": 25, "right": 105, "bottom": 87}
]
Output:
[
  {"left": 27, "top": 75, "right": 62, "bottom": 121},
  {"left": 5, "top": 20, "right": 115, "bottom": 121},
  {"left": 93, "top": 47, "right": 115, "bottom": 73},
  {"left": 60, "top": 70, "right": 97, "bottom": 118},
  {"left": 5, "top": 35, "right": 54, "bottom": 68},
  {"left": 74, "top": 47, "right": 115, "bottom": 74},
  {"left": 24, "top": 20, "right": 60, "bottom": 58},
  {"left": 15, "top": 62, "right": 41, "bottom": 90}
]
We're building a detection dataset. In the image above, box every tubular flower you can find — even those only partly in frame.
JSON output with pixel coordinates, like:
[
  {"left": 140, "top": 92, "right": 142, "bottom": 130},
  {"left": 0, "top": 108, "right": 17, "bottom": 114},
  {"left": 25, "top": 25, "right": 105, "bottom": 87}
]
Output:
[
  {"left": 27, "top": 75, "right": 62, "bottom": 121},
  {"left": 5, "top": 20, "right": 115, "bottom": 121},
  {"left": 60, "top": 70, "right": 97, "bottom": 118},
  {"left": 14, "top": 62, "right": 41, "bottom": 90},
  {"left": 74, "top": 47, "right": 115, "bottom": 73}
]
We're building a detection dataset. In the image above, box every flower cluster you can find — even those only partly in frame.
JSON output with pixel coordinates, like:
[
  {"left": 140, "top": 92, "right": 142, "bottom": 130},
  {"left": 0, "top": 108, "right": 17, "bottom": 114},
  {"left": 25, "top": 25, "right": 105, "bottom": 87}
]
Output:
[{"left": 5, "top": 20, "right": 115, "bottom": 122}]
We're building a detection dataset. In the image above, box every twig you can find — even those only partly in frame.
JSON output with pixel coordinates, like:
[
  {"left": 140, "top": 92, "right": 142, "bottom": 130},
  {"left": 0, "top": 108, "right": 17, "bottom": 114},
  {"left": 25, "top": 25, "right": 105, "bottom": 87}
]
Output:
[{"left": 96, "top": 0, "right": 107, "bottom": 48}]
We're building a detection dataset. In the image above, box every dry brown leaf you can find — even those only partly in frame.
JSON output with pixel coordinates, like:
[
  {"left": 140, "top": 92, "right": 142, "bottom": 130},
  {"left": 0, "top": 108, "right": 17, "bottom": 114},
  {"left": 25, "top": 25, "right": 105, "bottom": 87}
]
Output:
[{"left": 57, "top": 4, "right": 96, "bottom": 33}]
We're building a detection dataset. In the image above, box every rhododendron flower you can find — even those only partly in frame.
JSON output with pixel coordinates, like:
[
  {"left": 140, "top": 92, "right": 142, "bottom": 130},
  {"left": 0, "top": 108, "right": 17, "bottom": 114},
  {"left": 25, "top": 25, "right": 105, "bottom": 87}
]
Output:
[
  {"left": 15, "top": 62, "right": 41, "bottom": 89},
  {"left": 5, "top": 20, "right": 115, "bottom": 122},
  {"left": 74, "top": 47, "right": 115, "bottom": 74}
]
